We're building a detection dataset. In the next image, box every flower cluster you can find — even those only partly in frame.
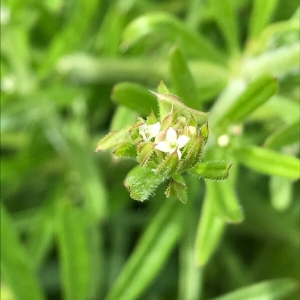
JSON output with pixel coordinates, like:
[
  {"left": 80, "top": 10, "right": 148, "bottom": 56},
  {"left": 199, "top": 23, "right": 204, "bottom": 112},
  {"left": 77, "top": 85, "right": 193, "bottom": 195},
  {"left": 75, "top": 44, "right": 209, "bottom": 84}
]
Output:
[
  {"left": 95, "top": 81, "right": 211, "bottom": 202},
  {"left": 125, "top": 108, "right": 208, "bottom": 178}
]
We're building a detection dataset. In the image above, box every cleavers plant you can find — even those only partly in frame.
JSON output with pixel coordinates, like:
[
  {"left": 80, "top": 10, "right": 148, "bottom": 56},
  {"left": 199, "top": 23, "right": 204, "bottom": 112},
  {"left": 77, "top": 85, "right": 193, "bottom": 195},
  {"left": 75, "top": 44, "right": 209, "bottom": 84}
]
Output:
[
  {"left": 1, "top": 1, "right": 299, "bottom": 300},
  {"left": 96, "top": 81, "right": 231, "bottom": 203}
]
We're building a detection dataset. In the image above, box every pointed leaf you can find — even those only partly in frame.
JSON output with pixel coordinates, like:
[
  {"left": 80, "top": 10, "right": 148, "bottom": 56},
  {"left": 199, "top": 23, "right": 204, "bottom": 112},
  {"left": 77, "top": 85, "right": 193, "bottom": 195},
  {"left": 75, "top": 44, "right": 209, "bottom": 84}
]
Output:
[
  {"left": 166, "top": 174, "right": 188, "bottom": 204},
  {"left": 169, "top": 47, "right": 199, "bottom": 109},
  {"left": 157, "top": 80, "right": 170, "bottom": 94},
  {"left": 189, "top": 161, "right": 232, "bottom": 180},
  {"left": 124, "top": 165, "right": 166, "bottom": 201},
  {"left": 112, "top": 82, "right": 159, "bottom": 116},
  {"left": 233, "top": 145, "right": 300, "bottom": 179},
  {"left": 178, "top": 134, "right": 203, "bottom": 173},
  {"left": 137, "top": 142, "right": 155, "bottom": 166},
  {"left": 114, "top": 141, "right": 137, "bottom": 159},
  {"left": 206, "top": 180, "right": 244, "bottom": 224},
  {"left": 156, "top": 150, "right": 179, "bottom": 178},
  {"left": 95, "top": 127, "right": 131, "bottom": 152}
]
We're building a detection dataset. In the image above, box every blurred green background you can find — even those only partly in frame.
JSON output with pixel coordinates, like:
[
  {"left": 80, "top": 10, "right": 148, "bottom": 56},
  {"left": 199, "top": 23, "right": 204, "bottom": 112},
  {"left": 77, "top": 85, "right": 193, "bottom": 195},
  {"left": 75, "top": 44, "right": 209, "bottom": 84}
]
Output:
[{"left": 1, "top": 0, "right": 299, "bottom": 299}]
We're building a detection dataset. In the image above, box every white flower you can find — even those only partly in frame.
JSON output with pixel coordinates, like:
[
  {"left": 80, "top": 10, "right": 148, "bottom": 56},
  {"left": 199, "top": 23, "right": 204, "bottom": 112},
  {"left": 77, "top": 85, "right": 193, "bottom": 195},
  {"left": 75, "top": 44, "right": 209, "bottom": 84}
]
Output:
[
  {"left": 155, "top": 127, "right": 190, "bottom": 159},
  {"left": 138, "top": 122, "right": 161, "bottom": 141}
]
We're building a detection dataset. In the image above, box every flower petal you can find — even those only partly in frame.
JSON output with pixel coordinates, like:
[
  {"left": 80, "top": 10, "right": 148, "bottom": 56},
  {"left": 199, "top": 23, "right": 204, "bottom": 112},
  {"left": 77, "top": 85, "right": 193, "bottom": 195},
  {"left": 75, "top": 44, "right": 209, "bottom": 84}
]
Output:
[
  {"left": 149, "top": 122, "right": 161, "bottom": 138},
  {"left": 138, "top": 124, "right": 147, "bottom": 132},
  {"left": 138, "top": 124, "right": 148, "bottom": 140},
  {"left": 177, "top": 135, "right": 190, "bottom": 148},
  {"left": 155, "top": 141, "right": 172, "bottom": 153},
  {"left": 166, "top": 127, "right": 177, "bottom": 143}
]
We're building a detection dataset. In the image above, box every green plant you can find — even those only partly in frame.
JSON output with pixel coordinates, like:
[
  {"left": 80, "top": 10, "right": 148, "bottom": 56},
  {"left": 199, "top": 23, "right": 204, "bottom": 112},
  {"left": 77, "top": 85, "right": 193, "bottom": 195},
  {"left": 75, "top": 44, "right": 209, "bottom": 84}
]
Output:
[
  {"left": 1, "top": 0, "right": 299, "bottom": 300},
  {"left": 96, "top": 81, "right": 232, "bottom": 203}
]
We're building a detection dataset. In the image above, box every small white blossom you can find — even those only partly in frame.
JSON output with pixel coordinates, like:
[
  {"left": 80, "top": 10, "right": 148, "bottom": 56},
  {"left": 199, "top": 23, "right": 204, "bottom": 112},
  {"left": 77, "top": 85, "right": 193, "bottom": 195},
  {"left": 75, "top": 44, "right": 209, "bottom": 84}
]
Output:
[
  {"left": 155, "top": 127, "right": 189, "bottom": 159},
  {"left": 138, "top": 122, "right": 161, "bottom": 141}
]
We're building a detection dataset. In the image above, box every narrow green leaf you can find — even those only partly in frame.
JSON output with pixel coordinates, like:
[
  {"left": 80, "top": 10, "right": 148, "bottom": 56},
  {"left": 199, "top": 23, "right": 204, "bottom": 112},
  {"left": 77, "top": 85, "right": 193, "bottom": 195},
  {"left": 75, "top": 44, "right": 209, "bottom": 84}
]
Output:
[
  {"left": 189, "top": 161, "right": 232, "bottom": 180},
  {"left": 206, "top": 180, "right": 244, "bottom": 224},
  {"left": 249, "top": 0, "right": 279, "bottom": 39},
  {"left": 112, "top": 82, "right": 159, "bottom": 116},
  {"left": 209, "top": 0, "right": 240, "bottom": 55},
  {"left": 122, "top": 13, "right": 226, "bottom": 63},
  {"left": 114, "top": 141, "right": 137, "bottom": 159},
  {"left": 1, "top": 205, "right": 46, "bottom": 300},
  {"left": 56, "top": 200, "right": 90, "bottom": 300},
  {"left": 216, "top": 75, "right": 277, "bottom": 129},
  {"left": 269, "top": 175, "right": 293, "bottom": 211},
  {"left": 264, "top": 120, "right": 300, "bottom": 149},
  {"left": 195, "top": 189, "right": 226, "bottom": 266},
  {"left": 157, "top": 80, "right": 170, "bottom": 94},
  {"left": 209, "top": 278, "right": 298, "bottom": 300},
  {"left": 156, "top": 150, "right": 179, "bottom": 178},
  {"left": 169, "top": 47, "right": 199, "bottom": 109},
  {"left": 95, "top": 126, "right": 131, "bottom": 152},
  {"left": 233, "top": 145, "right": 300, "bottom": 179},
  {"left": 166, "top": 174, "right": 188, "bottom": 204},
  {"left": 178, "top": 133, "right": 204, "bottom": 173},
  {"left": 124, "top": 165, "right": 166, "bottom": 201},
  {"left": 105, "top": 199, "right": 185, "bottom": 300},
  {"left": 137, "top": 142, "right": 155, "bottom": 166}
]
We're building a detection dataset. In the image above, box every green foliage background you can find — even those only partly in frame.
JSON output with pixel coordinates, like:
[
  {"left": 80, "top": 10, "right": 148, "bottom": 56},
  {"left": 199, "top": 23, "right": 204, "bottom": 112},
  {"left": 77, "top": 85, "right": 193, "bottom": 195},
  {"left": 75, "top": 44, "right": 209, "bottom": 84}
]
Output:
[{"left": 1, "top": 0, "right": 299, "bottom": 299}]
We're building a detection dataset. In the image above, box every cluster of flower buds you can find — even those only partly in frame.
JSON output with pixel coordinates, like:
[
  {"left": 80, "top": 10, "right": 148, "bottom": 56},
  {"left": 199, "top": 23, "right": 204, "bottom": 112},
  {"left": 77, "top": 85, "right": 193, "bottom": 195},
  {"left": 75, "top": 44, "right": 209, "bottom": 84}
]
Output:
[
  {"left": 127, "top": 108, "right": 208, "bottom": 178},
  {"left": 96, "top": 82, "right": 230, "bottom": 202}
]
